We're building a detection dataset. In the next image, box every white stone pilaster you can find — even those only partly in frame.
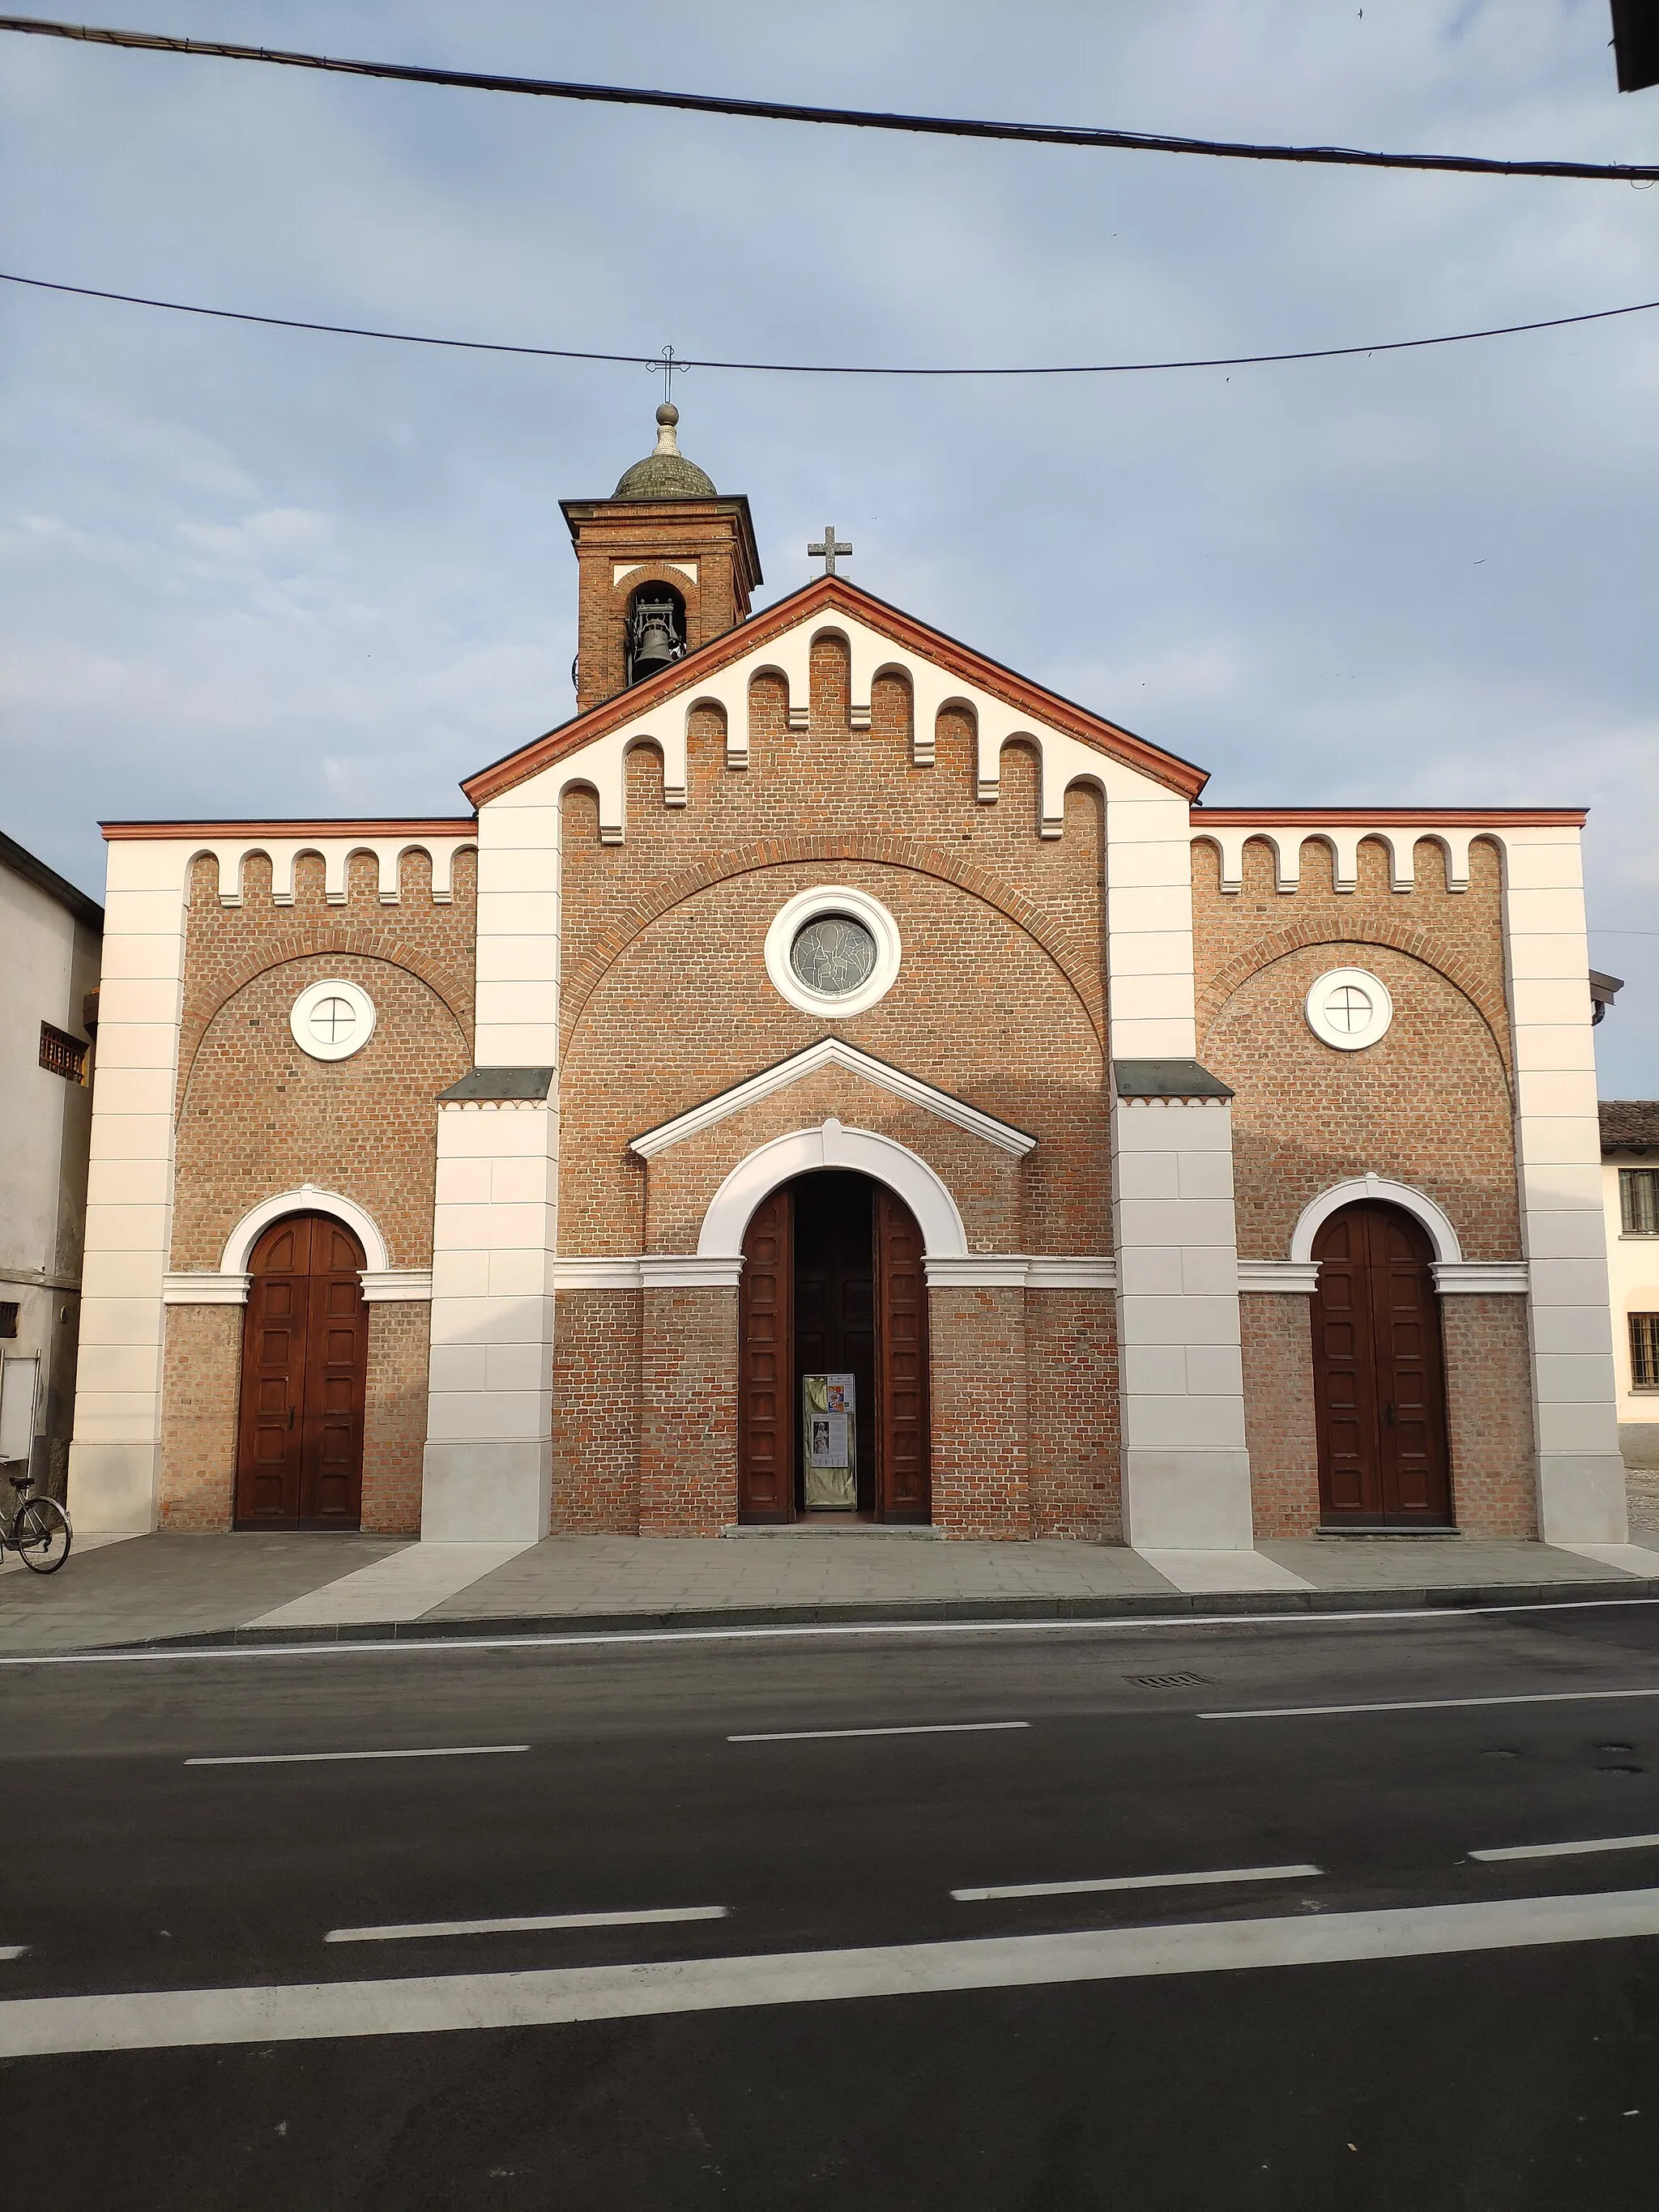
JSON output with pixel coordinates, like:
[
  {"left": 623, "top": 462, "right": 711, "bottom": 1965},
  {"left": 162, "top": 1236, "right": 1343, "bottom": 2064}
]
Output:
[
  {"left": 1105, "top": 786, "right": 1253, "bottom": 1549},
  {"left": 1499, "top": 827, "right": 1626, "bottom": 1542},
  {"left": 1111, "top": 1099, "right": 1253, "bottom": 1549},
  {"left": 66, "top": 841, "right": 190, "bottom": 1532},
  {"left": 420, "top": 1099, "right": 558, "bottom": 1542}
]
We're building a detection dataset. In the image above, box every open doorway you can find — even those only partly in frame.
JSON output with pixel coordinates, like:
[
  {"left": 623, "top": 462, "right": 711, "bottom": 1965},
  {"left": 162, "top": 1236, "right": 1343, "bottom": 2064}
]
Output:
[{"left": 736, "top": 1170, "right": 930, "bottom": 1524}]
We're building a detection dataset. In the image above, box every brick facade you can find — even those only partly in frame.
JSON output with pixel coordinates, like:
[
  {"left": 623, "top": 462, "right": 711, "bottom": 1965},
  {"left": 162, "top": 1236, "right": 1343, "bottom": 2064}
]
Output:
[{"left": 133, "top": 481, "right": 1562, "bottom": 1549}]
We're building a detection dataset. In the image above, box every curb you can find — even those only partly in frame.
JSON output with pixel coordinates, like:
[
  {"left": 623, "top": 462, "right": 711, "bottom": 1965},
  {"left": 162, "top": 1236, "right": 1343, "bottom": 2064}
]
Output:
[{"left": 17, "top": 1574, "right": 1659, "bottom": 1658}]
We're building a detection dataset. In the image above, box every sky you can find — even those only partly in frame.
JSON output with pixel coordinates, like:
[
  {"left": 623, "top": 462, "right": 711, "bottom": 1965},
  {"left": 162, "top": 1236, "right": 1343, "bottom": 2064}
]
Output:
[{"left": 2, "top": 0, "right": 1655, "bottom": 1090}]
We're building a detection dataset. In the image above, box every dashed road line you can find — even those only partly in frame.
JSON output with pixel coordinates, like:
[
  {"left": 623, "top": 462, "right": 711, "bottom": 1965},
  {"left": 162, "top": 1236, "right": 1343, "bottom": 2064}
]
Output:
[
  {"left": 1201, "top": 1686, "right": 1659, "bottom": 1721},
  {"left": 327, "top": 1906, "right": 729, "bottom": 1944},
  {"left": 729, "top": 1720, "right": 1030, "bottom": 1744},
  {"left": 953, "top": 1862, "right": 1321, "bottom": 1902},
  {"left": 1471, "top": 1831, "right": 1659, "bottom": 1864},
  {"left": 186, "top": 1745, "right": 530, "bottom": 1767}
]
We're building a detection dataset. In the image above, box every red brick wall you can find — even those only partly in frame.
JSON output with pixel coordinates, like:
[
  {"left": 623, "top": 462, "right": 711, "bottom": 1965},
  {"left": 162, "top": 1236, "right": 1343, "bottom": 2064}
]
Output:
[
  {"left": 1026, "top": 1289, "right": 1121, "bottom": 1539},
  {"left": 158, "top": 1304, "right": 240, "bottom": 1530},
  {"left": 929, "top": 1285, "right": 1031, "bottom": 1537},
  {"left": 1443, "top": 1296, "right": 1537, "bottom": 1536},
  {"left": 360, "top": 1302, "right": 431, "bottom": 1536},
  {"left": 639, "top": 1287, "right": 738, "bottom": 1535},
  {"left": 1193, "top": 836, "right": 1518, "bottom": 1264},
  {"left": 552, "top": 1289, "right": 643, "bottom": 1532},
  {"left": 1240, "top": 1294, "right": 1323, "bottom": 1538},
  {"left": 172, "top": 850, "right": 476, "bottom": 1272}
]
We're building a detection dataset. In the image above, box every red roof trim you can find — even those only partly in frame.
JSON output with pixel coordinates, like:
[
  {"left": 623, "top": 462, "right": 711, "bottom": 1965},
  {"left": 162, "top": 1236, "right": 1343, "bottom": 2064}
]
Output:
[
  {"left": 1190, "top": 806, "right": 1588, "bottom": 829},
  {"left": 102, "top": 817, "right": 478, "bottom": 841},
  {"left": 462, "top": 575, "right": 1209, "bottom": 806}
]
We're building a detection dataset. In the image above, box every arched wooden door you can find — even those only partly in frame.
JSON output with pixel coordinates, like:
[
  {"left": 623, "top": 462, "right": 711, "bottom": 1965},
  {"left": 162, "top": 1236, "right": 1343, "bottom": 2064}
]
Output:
[
  {"left": 1311, "top": 1200, "right": 1452, "bottom": 1528},
  {"left": 736, "top": 1174, "right": 931, "bottom": 1524},
  {"left": 235, "top": 1213, "right": 369, "bottom": 1530}
]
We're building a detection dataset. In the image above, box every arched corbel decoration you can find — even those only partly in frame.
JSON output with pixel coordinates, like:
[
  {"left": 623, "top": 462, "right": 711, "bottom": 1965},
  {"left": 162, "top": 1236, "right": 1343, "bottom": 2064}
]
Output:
[{"left": 697, "top": 1120, "right": 969, "bottom": 1260}]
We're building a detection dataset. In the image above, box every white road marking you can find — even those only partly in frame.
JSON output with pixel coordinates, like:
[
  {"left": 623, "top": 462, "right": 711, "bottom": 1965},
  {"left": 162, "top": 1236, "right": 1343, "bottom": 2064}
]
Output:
[
  {"left": 0, "top": 1947, "right": 24, "bottom": 1961},
  {"left": 1202, "top": 1687, "right": 1659, "bottom": 1721},
  {"left": 0, "top": 1605, "right": 1494, "bottom": 1667},
  {"left": 953, "top": 1862, "right": 1322, "bottom": 1902},
  {"left": 6, "top": 1887, "right": 1659, "bottom": 2056},
  {"left": 1471, "top": 1832, "right": 1659, "bottom": 1865},
  {"left": 185, "top": 1745, "right": 530, "bottom": 1767},
  {"left": 327, "top": 1906, "right": 729, "bottom": 1944},
  {"left": 729, "top": 1720, "right": 1030, "bottom": 1744}
]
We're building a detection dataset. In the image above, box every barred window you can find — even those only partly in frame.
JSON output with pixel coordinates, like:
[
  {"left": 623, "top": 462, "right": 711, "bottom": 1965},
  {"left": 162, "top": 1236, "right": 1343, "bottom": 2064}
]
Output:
[
  {"left": 39, "top": 1022, "right": 87, "bottom": 1083},
  {"left": 0, "top": 1303, "right": 16, "bottom": 1340},
  {"left": 1621, "top": 1169, "right": 1659, "bottom": 1236},
  {"left": 1633, "top": 1315, "right": 1659, "bottom": 1391}
]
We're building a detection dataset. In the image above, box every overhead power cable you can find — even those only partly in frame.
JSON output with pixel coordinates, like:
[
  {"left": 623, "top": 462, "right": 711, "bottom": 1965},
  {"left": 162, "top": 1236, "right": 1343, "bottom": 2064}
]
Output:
[
  {"left": 4, "top": 269, "right": 1657, "bottom": 379},
  {"left": 2, "top": 13, "right": 1657, "bottom": 184}
]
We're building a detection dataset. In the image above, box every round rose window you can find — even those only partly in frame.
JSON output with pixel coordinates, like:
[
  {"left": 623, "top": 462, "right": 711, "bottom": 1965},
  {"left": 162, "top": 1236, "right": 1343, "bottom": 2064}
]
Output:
[{"left": 789, "top": 914, "right": 878, "bottom": 998}]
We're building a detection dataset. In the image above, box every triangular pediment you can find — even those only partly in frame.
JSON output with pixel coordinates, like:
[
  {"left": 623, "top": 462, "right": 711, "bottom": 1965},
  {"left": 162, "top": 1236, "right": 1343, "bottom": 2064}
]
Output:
[
  {"left": 628, "top": 1038, "right": 1037, "bottom": 1160},
  {"left": 463, "top": 575, "right": 1206, "bottom": 808}
]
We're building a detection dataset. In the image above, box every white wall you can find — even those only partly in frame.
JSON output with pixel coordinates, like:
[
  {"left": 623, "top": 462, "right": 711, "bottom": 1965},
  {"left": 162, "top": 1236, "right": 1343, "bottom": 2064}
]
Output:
[
  {"left": 0, "top": 855, "right": 100, "bottom": 1488},
  {"left": 1603, "top": 1155, "right": 1659, "bottom": 1470}
]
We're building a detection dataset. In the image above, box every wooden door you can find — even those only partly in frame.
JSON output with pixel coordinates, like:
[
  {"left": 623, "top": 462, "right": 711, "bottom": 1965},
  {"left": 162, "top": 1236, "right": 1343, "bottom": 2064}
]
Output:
[
  {"left": 1311, "top": 1201, "right": 1452, "bottom": 1527},
  {"left": 235, "top": 1214, "right": 368, "bottom": 1529},
  {"left": 737, "top": 1188, "right": 793, "bottom": 1522},
  {"left": 876, "top": 1186, "right": 931, "bottom": 1522}
]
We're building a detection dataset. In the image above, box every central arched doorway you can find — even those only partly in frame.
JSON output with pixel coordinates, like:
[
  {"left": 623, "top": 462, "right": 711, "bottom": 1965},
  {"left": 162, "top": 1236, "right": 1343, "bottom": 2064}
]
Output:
[
  {"left": 737, "top": 1170, "right": 931, "bottom": 1524},
  {"left": 234, "top": 1213, "right": 369, "bottom": 1530},
  {"left": 1311, "top": 1200, "right": 1452, "bottom": 1528}
]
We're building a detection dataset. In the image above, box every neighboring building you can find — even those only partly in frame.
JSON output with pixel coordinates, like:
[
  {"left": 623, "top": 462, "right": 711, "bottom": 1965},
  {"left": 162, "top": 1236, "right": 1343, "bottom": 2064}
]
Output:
[
  {"left": 1601, "top": 1102, "right": 1659, "bottom": 1472},
  {"left": 1, "top": 829, "right": 102, "bottom": 1495},
  {"left": 66, "top": 409, "right": 1629, "bottom": 1549}
]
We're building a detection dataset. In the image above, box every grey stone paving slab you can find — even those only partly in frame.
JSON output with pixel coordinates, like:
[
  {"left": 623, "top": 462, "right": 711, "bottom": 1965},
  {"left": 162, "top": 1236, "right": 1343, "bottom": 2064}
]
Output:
[
  {"left": 0, "top": 1532, "right": 406, "bottom": 1653},
  {"left": 1260, "top": 1537, "right": 1630, "bottom": 1589},
  {"left": 424, "top": 1536, "right": 1179, "bottom": 1621}
]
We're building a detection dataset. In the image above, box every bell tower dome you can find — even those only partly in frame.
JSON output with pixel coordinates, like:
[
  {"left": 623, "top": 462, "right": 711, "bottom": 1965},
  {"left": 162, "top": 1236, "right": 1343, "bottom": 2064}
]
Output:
[{"left": 561, "top": 405, "right": 762, "bottom": 714}]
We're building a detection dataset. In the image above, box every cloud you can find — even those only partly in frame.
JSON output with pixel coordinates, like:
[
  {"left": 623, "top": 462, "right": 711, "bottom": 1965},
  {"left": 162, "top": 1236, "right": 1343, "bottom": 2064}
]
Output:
[{"left": 0, "top": 0, "right": 1653, "bottom": 1087}]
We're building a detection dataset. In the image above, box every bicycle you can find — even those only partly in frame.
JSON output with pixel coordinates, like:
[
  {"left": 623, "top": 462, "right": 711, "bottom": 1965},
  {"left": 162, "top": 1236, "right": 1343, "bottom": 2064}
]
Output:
[{"left": 0, "top": 1468, "right": 72, "bottom": 1574}]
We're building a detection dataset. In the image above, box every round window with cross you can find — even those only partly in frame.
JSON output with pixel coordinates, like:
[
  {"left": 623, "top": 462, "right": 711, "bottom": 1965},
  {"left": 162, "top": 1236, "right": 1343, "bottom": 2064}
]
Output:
[
  {"left": 1305, "top": 968, "right": 1393, "bottom": 1052},
  {"left": 290, "top": 978, "right": 377, "bottom": 1063}
]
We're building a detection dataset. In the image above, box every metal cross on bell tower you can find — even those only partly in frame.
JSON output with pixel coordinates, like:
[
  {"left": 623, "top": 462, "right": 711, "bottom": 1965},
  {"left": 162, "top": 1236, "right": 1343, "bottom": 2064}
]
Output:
[{"left": 808, "top": 525, "right": 852, "bottom": 577}]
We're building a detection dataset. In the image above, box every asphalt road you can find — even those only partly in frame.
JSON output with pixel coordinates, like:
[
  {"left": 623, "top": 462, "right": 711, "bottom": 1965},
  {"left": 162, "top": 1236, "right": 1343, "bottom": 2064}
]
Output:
[{"left": 7, "top": 1597, "right": 1659, "bottom": 2209}]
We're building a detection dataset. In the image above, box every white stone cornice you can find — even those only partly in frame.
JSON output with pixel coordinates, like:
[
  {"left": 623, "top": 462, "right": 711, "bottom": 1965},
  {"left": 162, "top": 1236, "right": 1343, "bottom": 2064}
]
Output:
[
  {"left": 555, "top": 1256, "right": 646, "bottom": 1290},
  {"left": 630, "top": 1038, "right": 1036, "bottom": 1161},
  {"left": 1237, "top": 1260, "right": 1321, "bottom": 1294},
  {"left": 925, "top": 1255, "right": 1117, "bottom": 1289},
  {"left": 553, "top": 1251, "right": 1117, "bottom": 1293},
  {"left": 638, "top": 1255, "right": 744, "bottom": 1289},
  {"left": 1022, "top": 1255, "right": 1117, "bottom": 1289},
  {"left": 360, "top": 1269, "right": 433, "bottom": 1302},
  {"left": 1431, "top": 1260, "right": 1529, "bottom": 1295},
  {"left": 162, "top": 1272, "right": 250, "bottom": 1306}
]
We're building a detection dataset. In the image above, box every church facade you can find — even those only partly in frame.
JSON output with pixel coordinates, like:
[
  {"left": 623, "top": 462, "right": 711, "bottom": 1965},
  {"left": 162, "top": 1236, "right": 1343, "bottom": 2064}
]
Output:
[{"left": 66, "top": 411, "right": 1629, "bottom": 1552}]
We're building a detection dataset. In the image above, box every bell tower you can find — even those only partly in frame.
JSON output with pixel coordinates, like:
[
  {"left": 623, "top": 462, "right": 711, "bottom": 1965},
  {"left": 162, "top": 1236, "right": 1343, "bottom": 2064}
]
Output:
[{"left": 561, "top": 405, "right": 763, "bottom": 714}]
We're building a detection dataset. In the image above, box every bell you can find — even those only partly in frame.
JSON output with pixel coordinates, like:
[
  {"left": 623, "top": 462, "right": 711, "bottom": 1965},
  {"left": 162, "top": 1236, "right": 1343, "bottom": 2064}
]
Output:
[{"left": 632, "top": 616, "right": 677, "bottom": 673}]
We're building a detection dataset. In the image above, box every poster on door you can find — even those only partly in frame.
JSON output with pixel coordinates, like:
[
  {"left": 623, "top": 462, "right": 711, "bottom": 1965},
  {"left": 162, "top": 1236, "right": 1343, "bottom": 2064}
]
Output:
[{"left": 803, "top": 1372, "right": 856, "bottom": 1511}]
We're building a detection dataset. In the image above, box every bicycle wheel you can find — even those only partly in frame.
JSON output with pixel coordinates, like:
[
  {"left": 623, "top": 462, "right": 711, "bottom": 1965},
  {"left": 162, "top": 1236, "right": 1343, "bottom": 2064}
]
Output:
[{"left": 15, "top": 1496, "right": 72, "bottom": 1574}]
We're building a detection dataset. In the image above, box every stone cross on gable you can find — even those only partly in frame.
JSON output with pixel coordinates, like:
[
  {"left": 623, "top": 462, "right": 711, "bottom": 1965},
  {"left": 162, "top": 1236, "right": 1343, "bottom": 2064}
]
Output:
[{"left": 809, "top": 525, "right": 852, "bottom": 577}]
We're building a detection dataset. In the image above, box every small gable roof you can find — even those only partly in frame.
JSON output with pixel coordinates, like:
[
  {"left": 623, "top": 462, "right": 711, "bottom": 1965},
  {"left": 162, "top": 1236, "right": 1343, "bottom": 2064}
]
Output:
[
  {"left": 463, "top": 575, "right": 1207, "bottom": 806},
  {"left": 628, "top": 1038, "right": 1037, "bottom": 1160}
]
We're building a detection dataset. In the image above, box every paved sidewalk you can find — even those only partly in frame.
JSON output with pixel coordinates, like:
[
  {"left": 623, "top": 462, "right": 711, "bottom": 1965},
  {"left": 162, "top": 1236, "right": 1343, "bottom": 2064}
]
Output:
[{"left": 6, "top": 1519, "right": 1659, "bottom": 1654}]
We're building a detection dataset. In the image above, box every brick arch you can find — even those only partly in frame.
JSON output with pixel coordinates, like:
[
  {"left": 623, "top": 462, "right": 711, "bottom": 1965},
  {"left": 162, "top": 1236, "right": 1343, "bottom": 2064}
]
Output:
[
  {"left": 558, "top": 833, "right": 1107, "bottom": 1050},
  {"left": 177, "top": 932, "right": 474, "bottom": 1110},
  {"left": 1196, "top": 919, "right": 1512, "bottom": 1085}
]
